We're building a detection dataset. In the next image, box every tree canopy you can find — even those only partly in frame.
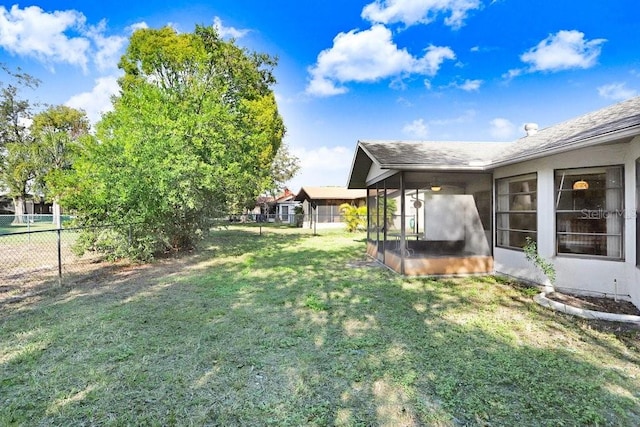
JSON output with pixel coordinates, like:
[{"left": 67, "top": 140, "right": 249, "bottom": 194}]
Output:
[
  {"left": 31, "top": 105, "right": 90, "bottom": 226},
  {"left": 0, "top": 65, "right": 40, "bottom": 223},
  {"left": 62, "top": 25, "right": 286, "bottom": 259}
]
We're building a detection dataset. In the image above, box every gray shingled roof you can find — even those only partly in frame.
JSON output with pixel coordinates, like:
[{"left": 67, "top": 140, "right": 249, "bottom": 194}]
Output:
[
  {"left": 349, "top": 97, "right": 640, "bottom": 188},
  {"left": 359, "top": 140, "right": 509, "bottom": 168},
  {"left": 494, "top": 96, "right": 640, "bottom": 165}
]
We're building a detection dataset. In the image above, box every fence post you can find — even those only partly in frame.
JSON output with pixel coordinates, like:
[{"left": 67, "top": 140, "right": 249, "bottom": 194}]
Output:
[{"left": 57, "top": 228, "right": 62, "bottom": 286}]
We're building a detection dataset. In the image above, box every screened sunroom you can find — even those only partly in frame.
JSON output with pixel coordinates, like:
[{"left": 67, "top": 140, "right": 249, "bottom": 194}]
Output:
[{"left": 348, "top": 140, "right": 505, "bottom": 276}]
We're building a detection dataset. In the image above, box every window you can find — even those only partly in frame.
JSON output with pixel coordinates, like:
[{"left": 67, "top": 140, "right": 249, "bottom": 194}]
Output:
[
  {"left": 496, "top": 174, "right": 537, "bottom": 249},
  {"left": 555, "top": 166, "right": 623, "bottom": 259}
]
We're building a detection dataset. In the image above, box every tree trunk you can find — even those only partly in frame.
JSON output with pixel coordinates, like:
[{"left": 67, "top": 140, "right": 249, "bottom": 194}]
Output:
[{"left": 12, "top": 196, "right": 26, "bottom": 224}]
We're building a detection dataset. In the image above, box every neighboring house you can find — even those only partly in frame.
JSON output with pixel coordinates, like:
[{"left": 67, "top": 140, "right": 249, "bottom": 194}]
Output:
[
  {"left": 248, "top": 188, "right": 299, "bottom": 224},
  {"left": 294, "top": 186, "right": 366, "bottom": 228},
  {"left": 274, "top": 188, "right": 298, "bottom": 224},
  {"left": 0, "top": 193, "right": 52, "bottom": 215},
  {"left": 347, "top": 96, "right": 640, "bottom": 309}
]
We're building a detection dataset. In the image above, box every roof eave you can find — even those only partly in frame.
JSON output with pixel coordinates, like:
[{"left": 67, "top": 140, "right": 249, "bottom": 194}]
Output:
[
  {"left": 379, "top": 163, "right": 491, "bottom": 171},
  {"left": 347, "top": 141, "right": 379, "bottom": 189}
]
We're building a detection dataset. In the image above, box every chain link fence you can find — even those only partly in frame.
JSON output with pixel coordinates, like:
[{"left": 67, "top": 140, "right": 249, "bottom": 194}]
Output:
[
  {"left": 230, "top": 213, "right": 348, "bottom": 226},
  {"left": 0, "top": 214, "right": 74, "bottom": 232},
  {"left": 0, "top": 226, "right": 109, "bottom": 302},
  {"left": 1, "top": 215, "right": 354, "bottom": 302}
]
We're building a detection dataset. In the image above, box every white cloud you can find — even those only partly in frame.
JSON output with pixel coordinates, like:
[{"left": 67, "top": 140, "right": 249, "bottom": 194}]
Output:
[
  {"left": 502, "top": 68, "right": 522, "bottom": 80},
  {"left": 0, "top": 4, "right": 90, "bottom": 71},
  {"left": 306, "top": 25, "right": 455, "bottom": 96},
  {"left": 362, "top": 0, "right": 481, "bottom": 29},
  {"left": 213, "top": 16, "right": 249, "bottom": 39},
  {"left": 65, "top": 76, "right": 120, "bottom": 124},
  {"left": 597, "top": 82, "right": 637, "bottom": 101},
  {"left": 419, "top": 45, "right": 457, "bottom": 74},
  {"left": 0, "top": 5, "right": 128, "bottom": 73},
  {"left": 127, "top": 22, "right": 148, "bottom": 33},
  {"left": 455, "top": 78, "right": 482, "bottom": 91},
  {"left": 489, "top": 117, "right": 516, "bottom": 140},
  {"left": 520, "top": 30, "right": 606, "bottom": 73},
  {"left": 85, "top": 20, "right": 127, "bottom": 72},
  {"left": 403, "top": 118, "right": 429, "bottom": 138},
  {"left": 288, "top": 145, "right": 353, "bottom": 190},
  {"left": 305, "top": 76, "right": 348, "bottom": 97}
]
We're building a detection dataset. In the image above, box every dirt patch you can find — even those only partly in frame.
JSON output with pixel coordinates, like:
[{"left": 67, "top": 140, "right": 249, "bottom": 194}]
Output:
[{"left": 546, "top": 291, "right": 640, "bottom": 316}]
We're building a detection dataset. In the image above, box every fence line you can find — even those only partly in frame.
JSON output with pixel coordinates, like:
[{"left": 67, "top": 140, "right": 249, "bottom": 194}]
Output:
[
  {"left": 230, "top": 213, "right": 350, "bottom": 225},
  {"left": 0, "top": 214, "right": 74, "bottom": 233},
  {"left": 0, "top": 225, "right": 119, "bottom": 301},
  {"left": 0, "top": 217, "right": 355, "bottom": 302}
]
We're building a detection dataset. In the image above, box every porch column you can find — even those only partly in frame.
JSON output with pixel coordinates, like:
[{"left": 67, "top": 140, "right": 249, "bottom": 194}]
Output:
[
  {"left": 366, "top": 187, "right": 370, "bottom": 241},
  {"left": 400, "top": 172, "right": 406, "bottom": 274},
  {"left": 383, "top": 180, "right": 387, "bottom": 264}
]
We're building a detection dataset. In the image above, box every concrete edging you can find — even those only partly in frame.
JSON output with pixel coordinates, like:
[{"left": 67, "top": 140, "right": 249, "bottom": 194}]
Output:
[{"left": 534, "top": 292, "right": 640, "bottom": 325}]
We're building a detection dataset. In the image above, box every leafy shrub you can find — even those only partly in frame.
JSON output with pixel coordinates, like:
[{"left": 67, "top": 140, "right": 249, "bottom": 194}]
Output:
[
  {"left": 339, "top": 203, "right": 367, "bottom": 232},
  {"left": 523, "top": 237, "right": 556, "bottom": 285}
]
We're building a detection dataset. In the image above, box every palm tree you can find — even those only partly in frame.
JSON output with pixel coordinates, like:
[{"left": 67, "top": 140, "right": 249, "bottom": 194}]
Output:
[{"left": 339, "top": 203, "right": 367, "bottom": 232}]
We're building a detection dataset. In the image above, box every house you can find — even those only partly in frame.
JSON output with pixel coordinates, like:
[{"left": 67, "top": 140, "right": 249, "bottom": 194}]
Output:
[
  {"left": 347, "top": 96, "right": 640, "bottom": 309},
  {"left": 248, "top": 188, "right": 299, "bottom": 224},
  {"left": 274, "top": 188, "right": 298, "bottom": 224},
  {"left": 0, "top": 193, "right": 53, "bottom": 215},
  {"left": 294, "top": 186, "right": 367, "bottom": 229}
]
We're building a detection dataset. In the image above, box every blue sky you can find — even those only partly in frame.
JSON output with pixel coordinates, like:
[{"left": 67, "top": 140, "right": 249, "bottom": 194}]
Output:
[{"left": 1, "top": 1, "right": 639, "bottom": 192}]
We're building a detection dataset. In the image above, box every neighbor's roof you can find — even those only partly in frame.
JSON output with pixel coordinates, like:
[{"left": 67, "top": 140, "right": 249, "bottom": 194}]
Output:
[
  {"left": 294, "top": 186, "right": 366, "bottom": 202},
  {"left": 348, "top": 96, "right": 640, "bottom": 188}
]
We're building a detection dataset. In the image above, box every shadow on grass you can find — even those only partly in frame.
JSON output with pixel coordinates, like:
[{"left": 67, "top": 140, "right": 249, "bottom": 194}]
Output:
[{"left": 1, "top": 227, "right": 639, "bottom": 426}]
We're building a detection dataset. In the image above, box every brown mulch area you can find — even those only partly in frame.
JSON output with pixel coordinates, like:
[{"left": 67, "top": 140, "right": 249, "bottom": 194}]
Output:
[{"left": 546, "top": 291, "right": 640, "bottom": 316}]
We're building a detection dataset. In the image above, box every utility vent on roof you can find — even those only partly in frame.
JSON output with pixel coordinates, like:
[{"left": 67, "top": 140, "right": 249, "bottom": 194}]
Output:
[{"left": 524, "top": 123, "right": 538, "bottom": 136}]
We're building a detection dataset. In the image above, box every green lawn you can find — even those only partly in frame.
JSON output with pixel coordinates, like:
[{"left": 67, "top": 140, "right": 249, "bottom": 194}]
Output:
[
  {"left": 0, "top": 222, "right": 59, "bottom": 235},
  {"left": 1, "top": 226, "right": 639, "bottom": 426}
]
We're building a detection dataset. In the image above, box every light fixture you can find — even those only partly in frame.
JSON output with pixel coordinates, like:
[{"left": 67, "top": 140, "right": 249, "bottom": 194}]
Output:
[
  {"left": 573, "top": 179, "right": 589, "bottom": 190},
  {"left": 430, "top": 184, "right": 442, "bottom": 192}
]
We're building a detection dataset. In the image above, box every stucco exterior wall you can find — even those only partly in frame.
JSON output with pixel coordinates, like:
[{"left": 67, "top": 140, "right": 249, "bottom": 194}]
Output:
[{"left": 493, "top": 138, "right": 640, "bottom": 306}]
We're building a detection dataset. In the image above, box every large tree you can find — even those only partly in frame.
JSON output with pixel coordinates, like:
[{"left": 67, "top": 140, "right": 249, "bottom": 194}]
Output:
[
  {"left": 63, "top": 25, "right": 285, "bottom": 259},
  {"left": 0, "top": 66, "right": 40, "bottom": 224},
  {"left": 30, "top": 105, "right": 90, "bottom": 227},
  {"left": 268, "top": 143, "right": 300, "bottom": 196}
]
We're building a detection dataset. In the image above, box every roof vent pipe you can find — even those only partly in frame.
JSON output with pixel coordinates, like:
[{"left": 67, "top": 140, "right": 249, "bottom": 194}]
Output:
[{"left": 524, "top": 123, "right": 539, "bottom": 136}]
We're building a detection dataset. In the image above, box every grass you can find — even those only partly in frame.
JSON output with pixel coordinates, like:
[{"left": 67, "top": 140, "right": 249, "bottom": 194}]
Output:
[
  {"left": 0, "top": 222, "right": 60, "bottom": 235},
  {"left": 1, "top": 225, "right": 639, "bottom": 426}
]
